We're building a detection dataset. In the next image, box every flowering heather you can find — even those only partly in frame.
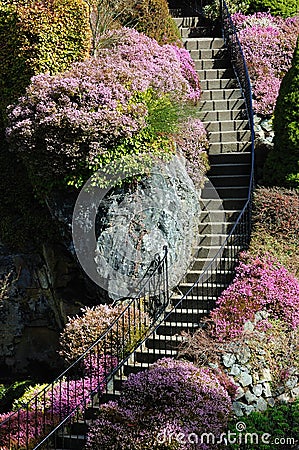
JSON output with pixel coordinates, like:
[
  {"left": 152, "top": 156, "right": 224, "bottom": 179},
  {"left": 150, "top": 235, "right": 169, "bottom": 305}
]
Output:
[
  {"left": 6, "top": 28, "right": 201, "bottom": 191},
  {"left": 85, "top": 358, "right": 234, "bottom": 449},
  {"left": 210, "top": 253, "right": 299, "bottom": 340},
  {"left": 231, "top": 12, "right": 299, "bottom": 115},
  {"left": 174, "top": 118, "right": 210, "bottom": 188}
]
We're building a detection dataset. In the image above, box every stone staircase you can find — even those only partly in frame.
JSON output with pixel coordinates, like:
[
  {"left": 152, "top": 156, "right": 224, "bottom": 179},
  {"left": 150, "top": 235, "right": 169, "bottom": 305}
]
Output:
[{"left": 53, "top": 14, "right": 253, "bottom": 450}]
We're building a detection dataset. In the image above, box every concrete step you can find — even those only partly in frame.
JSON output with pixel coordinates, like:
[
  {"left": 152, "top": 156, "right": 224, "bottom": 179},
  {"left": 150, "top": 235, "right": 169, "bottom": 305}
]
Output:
[
  {"left": 183, "top": 268, "right": 235, "bottom": 284},
  {"left": 208, "top": 129, "right": 251, "bottom": 143},
  {"left": 55, "top": 433, "right": 85, "bottom": 450},
  {"left": 183, "top": 37, "right": 224, "bottom": 50},
  {"left": 203, "top": 185, "right": 249, "bottom": 199},
  {"left": 196, "top": 67, "right": 235, "bottom": 80},
  {"left": 201, "top": 89, "right": 243, "bottom": 101},
  {"left": 208, "top": 174, "right": 251, "bottom": 187},
  {"left": 199, "top": 208, "right": 242, "bottom": 223},
  {"left": 208, "top": 152, "right": 251, "bottom": 165},
  {"left": 173, "top": 16, "right": 202, "bottom": 27},
  {"left": 195, "top": 58, "right": 231, "bottom": 70},
  {"left": 156, "top": 320, "right": 201, "bottom": 336},
  {"left": 200, "top": 98, "right": 245, "bottom": 112},
  {"left": 205, "top": 119, "right": 249, "bottom": 132},
  {"left": 172, "top": 295, "right": 218, "bottom": 310},
  {"left": 200, "top": 78, "right": 239, "bottom": 90},
  {"left": 190, "top": 48, "right": 228, "bottom": 60},
  {"left": 199, "top": 109, "right": 248, "bottom": 121},
  {"left": 186, "top": 255, "right": 236, "bottom": 271},
  {"left": 176, "top": 281, "right": 228, "bottom": 297},
  {"left": 209, "top": 141, "right": 251, "bottom": 154},
  {"left": 145, "top": 332, "right": 185, "bottom": 351}
]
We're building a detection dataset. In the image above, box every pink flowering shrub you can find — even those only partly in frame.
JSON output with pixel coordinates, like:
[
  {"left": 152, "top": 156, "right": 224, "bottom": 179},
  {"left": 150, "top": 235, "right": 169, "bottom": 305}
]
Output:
[
  {"left": 210, "top": 253, "right": 299, "bottom": 340},
  {"left": 6, "top": 28, "right": 201, "bottom": 194},
  {"left": 85, "top": 358, "right": 235, "bottom": 450},
  {"left": 232, "top": 13, "right": 299, "bottom": 115},
  {"left": 0, "top": 355, "right": 117, "bottom": 449},
  {"left": 174, "top": 118, "right": 210, "bottom": 188}
]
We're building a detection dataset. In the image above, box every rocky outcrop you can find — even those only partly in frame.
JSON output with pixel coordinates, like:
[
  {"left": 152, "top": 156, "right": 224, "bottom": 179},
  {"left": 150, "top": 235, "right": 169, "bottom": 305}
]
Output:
[{"left": 93, "top": 155, "right": 202, "bottom": 299}]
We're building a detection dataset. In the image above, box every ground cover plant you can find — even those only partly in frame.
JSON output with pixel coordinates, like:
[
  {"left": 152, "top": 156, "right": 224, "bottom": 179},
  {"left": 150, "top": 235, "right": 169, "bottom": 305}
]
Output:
[
  {"left": 231, "top": 12, "right": 299, "bottom": 116},
  {"left": 85, "top": 358, "right": 236, "bottom": 449}
]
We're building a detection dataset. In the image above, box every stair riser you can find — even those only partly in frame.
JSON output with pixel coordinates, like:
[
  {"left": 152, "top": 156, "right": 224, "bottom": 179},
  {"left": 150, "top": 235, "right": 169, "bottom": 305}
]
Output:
[
  {"left": 209, "top": 152, "right": 251, "bottom": 165},
  {"left": 198, "top": 109, "right": 247, "bottom": 121},
  {"left": 208, "top": 175, "right": 251, "bottom": 187},
  {"left": 183, "top": 38, "right": 224, "bottom": 50},
  {"left": 184, "top": 270, "right": 235, "bottom": 284},
  {"left": 174, "top": 297, "right": 217, "bottom": 310},
  {"left": 195, "top": 59, "right": 231, "bottom": 70},
  {"left": 178, "top": 283, "right": 227, "bottom": 297},
  {"left": 209, "top": 130, "right": 251, "bottom": 143},
  {"left": 209, "top": 142, "right": 251, "bottom": 154},
  {"left": 200, "top": 78, "right": 238, "bottom": 90},
  {"left": 190, "top": 257, "right": 236, "bottom": 272},
  {"left": 200, "top": 209, "right": 242, "bottom": 223},
  {"left": 198, "top": 221, "right": 233, "bottom": 234},
  {"left": 145, "top": 337, "right": 183, "bottom": 351},
  {"left": 200, "top": 98, "right": 245, "bottom": 111},
  {"left": 209, "top": 164, "right": 251, "bottom": 176},
  {"left": 202, "top": 186, "right": 249, "bottom": 198},
  {"left": 190, "top": 48, "right": 228, "bottom": 60},
  {"left": 201, "top": 90, "right": 243, "bottom": 101},
  {"left": 205, "top": 120, "right": 249, "bottom": 132},
  {"left": 194, "top": 244, "right": 237, "bottom": 258},
  {"left": 197, "top": 68, "right": 235, "bottom": 80}
]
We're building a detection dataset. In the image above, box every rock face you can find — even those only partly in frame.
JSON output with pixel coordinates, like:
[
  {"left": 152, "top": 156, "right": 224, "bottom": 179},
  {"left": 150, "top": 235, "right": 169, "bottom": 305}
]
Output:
[
  {"left": 0, "top": 242, "right": 94, "bottom": 380},
  {"left": 219, "top": 311, "right": 299, "bottom": 417},
  {"left": 94, "top": 155, "right": 202, "bottom": 299}
]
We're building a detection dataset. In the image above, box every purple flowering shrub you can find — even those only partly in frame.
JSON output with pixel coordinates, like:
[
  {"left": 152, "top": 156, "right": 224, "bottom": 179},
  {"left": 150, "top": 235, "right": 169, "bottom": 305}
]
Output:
[
  {"left": 6, "top": 28, "right": 202, "bottom": 193},
  {"left": 210, "top": 252, "right": 299, "bottom": 340},
  {"left": 231, "top": 12, "right": 299, "bottom": 115},
  {"left": 85, "top": 358, "right": 235, "bottom": 450},
  {"left": 0, "top": 355, "right": 117, "bottom": 449},
  {"left": 174, "top": 118, "right": 210, "bottom": 188},
  {"left": 59, "top": 304, "right": 149, "bottom": 363}
]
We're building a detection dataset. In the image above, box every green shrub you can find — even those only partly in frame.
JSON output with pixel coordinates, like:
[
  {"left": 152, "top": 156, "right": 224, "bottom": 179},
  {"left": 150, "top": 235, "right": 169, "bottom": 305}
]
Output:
[
  {"left": 250, "top": 187, "right": 299, "bottom": 277},
  {"left": 250, "top": 0, "right": 299, "bottom": 18},
  {"left": 228, "top": 399, "right": 299, "bottom": 450},
  {"left": 117, "top": 0, "right": 181, "bottom": 45},
  {"left": 0, "top": 380, "right": 31, "bottom": 413},
  {"left": 0, "top": 0, "right": 90, "bottom": 129},
  {"left": 263, "top": 37, "right": 299, "bottom": 188}
]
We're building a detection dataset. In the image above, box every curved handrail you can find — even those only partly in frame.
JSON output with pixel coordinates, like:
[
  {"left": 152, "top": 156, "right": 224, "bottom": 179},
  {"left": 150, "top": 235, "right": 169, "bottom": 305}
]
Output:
[
  {"left": 0, "top": 247, "right": 168, "bottom": 449},
  {"left": 0, "top": 3, "right": 255, "bottom": 448}
]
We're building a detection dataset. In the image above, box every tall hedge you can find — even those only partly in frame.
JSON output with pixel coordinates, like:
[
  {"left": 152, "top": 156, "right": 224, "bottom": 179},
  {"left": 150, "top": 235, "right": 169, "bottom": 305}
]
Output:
[
  {"left": 117, "top": 0, "right": 180, "bottom": 45},
  {"left": 0, "top": 0, "right": 90, "bottom": 129},
  {"left": 263, "top": 37, "right": 299, "bottom": 188},
  {"left": 250, "top": 0, "right": 299, "bottom": 18}
]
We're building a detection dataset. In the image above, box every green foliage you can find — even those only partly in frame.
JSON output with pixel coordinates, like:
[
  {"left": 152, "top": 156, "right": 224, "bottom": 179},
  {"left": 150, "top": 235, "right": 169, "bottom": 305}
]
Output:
[
  {"left": 250, "top": 0, "right": 299, "bottom": 18},
  {"left": 116, "top": 0, "right": 181, "bottom": 45},
  {"left": 0, "top": 380, "right": 31, "bottom": 413},
  {"left": 12, "top": 383, "right": 49, "bottom": 411},
  {"left": 0, "top": 144, "right": 60, "bottom": 250},
  {"left": 227, "top": 0, "right": 252, "bottom": 13},
  {"left": 263, "top": 37, "right": 299, "bottom": 188},
  {"left": 0, "top": 0, "right": 90, "bottom": 129},
  {"left": 228, "top": 399, "right": 299, "bottom": 449}
]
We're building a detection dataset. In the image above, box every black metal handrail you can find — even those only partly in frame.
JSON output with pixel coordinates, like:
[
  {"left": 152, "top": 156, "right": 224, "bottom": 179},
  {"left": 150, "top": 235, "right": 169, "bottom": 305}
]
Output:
[
  {"left": 0, "top": 247, "right": 168, "bottom": 449},
  {"left": 127, "top": 0, "right": 255, "bottom": 361}
]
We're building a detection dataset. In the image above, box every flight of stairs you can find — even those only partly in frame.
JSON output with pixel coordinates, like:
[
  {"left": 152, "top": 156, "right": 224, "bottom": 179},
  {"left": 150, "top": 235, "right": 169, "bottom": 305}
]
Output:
[{"left": 53, "top": 14, "right": 253, "bottom": 450}]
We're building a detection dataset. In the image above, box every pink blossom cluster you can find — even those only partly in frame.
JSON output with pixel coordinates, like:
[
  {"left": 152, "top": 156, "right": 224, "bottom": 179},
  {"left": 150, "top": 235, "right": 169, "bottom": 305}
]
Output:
[
  {"left": 6, "top": 27, "right": 201, "bottom": 181},
  {"left": 85, "top": 358, "right": 235, "bottom": 449},
  {"left": 0, "top": 355, "right": 117, "bottom": 449},
  {"left": 210, "top": 253, "right": 299, "bottom": 340},
  {"left": 232, "top": 12, "right": 299, "bottom": 115},
  {"left": 174, "top": 117, "right": 209, "bottom": 188}
]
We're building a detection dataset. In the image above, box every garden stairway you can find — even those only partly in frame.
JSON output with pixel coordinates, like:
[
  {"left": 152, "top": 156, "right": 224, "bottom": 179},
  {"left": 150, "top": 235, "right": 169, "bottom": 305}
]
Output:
[{"left": 53, "top": 17, "right": 253, "bottom": 450}]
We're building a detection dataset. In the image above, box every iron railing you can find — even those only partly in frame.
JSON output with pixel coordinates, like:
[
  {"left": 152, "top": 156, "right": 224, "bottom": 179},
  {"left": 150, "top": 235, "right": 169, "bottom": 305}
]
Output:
[
  {"left": 139, "top": 0, "right": 255, "bottom": 356},
  {"left": 0, "top": 247, "right": 168, "bottom": 449},
  {"left": 0, "top": 2, "right": 255, "bottom": 448}
]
